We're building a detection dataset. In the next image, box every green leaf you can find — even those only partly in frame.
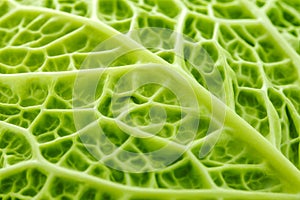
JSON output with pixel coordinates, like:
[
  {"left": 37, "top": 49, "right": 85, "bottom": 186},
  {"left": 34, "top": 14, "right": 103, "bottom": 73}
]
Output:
[{"left": 0, "top": 0, "right": 300, "bottom": 199}]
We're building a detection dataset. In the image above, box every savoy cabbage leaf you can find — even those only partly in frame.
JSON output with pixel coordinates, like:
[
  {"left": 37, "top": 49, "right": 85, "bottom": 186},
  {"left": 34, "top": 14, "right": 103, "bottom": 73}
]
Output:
[{"left": 0, "top": 0, "right": 300, "bottom": 199}]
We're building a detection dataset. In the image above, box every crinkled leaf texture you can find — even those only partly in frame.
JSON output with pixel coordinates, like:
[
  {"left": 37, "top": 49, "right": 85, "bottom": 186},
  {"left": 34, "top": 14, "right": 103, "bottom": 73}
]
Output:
[{"left": 0, "top": 0, "right": 300, "bottom": 200}]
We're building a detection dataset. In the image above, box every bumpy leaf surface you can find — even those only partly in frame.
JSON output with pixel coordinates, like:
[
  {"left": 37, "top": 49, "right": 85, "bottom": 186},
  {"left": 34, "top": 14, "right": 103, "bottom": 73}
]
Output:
[{"left": 0, "top": 0, "right": 300, "bottom": 199}]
